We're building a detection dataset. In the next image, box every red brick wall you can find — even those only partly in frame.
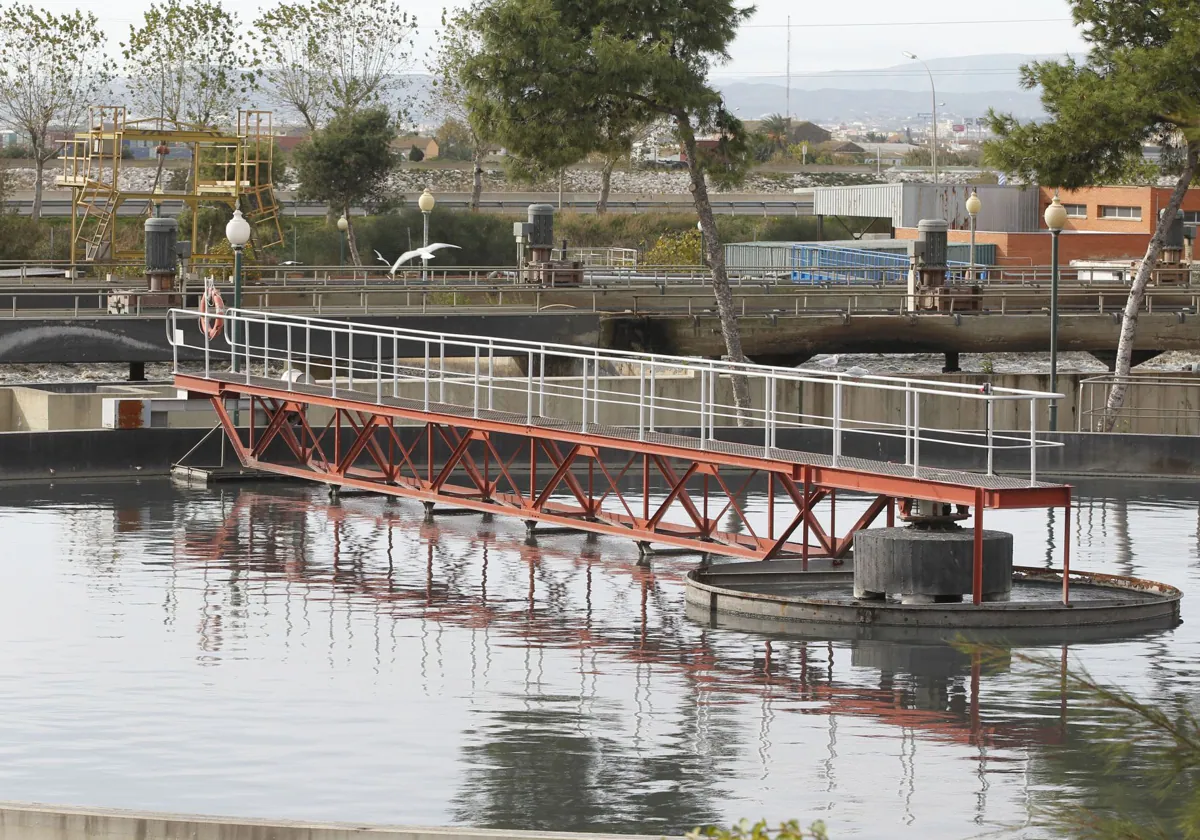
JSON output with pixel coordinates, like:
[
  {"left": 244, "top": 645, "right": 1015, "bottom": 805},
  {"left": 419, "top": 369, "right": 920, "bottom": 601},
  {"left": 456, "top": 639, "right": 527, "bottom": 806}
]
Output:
[
  {"left": 895, "top": 227, "right": 1150, "bottom": 266},
  {"left": 1037, "top": 185, "right": 1200, "bottom": 234}
]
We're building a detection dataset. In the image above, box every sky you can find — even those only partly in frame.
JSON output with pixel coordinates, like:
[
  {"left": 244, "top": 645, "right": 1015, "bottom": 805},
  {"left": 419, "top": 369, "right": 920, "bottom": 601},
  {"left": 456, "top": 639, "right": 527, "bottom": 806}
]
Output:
[{"left": 37, "top": 0, "right": 1089, "bottom": 78}]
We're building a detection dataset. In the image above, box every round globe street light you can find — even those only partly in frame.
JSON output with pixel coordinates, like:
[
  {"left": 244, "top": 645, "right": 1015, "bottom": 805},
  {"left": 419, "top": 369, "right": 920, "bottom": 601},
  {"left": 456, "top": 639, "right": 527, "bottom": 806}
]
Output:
[
  {"left": 903, "top": 51, "right": 938, "bottom": 184},
  {"left": 419, "top": 189, "right": 435, "bottom": 282},
  {"left": 1044, "top": 194, "right": 1068, "bottom": 431},
  {"left": 226, "top": 207, "right": 252, "bottom": 372},
  {"left": 966, "top": 189, "right": 982, "bottom": 282},
  {"left": 337, "top": 213, "right": 349, "bottom": 268}
]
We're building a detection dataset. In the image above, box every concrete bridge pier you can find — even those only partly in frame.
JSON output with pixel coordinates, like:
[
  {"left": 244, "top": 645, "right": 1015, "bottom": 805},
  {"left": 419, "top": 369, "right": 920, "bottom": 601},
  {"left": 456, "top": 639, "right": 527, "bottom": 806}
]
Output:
[{"left": 942, "top": 352, "right": 961, "bottom": 373}]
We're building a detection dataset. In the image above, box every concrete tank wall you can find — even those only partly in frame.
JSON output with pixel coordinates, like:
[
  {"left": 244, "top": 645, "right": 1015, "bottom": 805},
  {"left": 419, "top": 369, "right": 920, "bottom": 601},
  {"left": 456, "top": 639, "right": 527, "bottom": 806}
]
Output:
[
  {"left": 0, "top": 801, "right": 664, "bottom": 840},
  {"left": 1, "top": 370, "right": 1199, "bottom": 436}
]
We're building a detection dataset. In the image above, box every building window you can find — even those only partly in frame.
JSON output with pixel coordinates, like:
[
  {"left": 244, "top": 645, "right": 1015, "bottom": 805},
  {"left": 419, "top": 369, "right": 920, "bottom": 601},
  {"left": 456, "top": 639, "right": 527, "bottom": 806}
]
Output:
[
  {"left": 1064, "top": 204, "right": 1087, "bottom": 218},
  {"left": 1183, "top": 211, "right": 1200, "bottom": 225},
  {"left": 1099, "top": 205, "right": 1141, "bottom": 220}
]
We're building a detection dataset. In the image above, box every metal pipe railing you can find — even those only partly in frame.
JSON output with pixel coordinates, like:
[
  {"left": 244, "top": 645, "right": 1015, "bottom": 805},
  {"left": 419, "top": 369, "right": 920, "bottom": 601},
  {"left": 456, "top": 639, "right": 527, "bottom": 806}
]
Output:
[{"left": 168, "top": 307, "right": 1065, "bottom": 486}]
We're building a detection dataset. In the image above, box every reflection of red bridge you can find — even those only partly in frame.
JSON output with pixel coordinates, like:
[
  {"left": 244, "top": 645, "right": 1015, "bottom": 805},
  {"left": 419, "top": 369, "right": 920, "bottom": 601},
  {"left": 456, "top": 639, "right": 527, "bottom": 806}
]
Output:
[
  {"left": 173, "top": 489, "right": 1068, "bottom": 752},
  {"left": 173, "top": 309, "right": 1074, "bottom": 605}
]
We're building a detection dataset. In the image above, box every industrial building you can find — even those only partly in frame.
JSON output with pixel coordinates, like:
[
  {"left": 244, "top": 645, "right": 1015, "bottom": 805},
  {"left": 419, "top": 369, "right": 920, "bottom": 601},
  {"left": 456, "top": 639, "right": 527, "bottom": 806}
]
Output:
[{"left": 812, "top": 183, "right": 1200, "bottom": 267}]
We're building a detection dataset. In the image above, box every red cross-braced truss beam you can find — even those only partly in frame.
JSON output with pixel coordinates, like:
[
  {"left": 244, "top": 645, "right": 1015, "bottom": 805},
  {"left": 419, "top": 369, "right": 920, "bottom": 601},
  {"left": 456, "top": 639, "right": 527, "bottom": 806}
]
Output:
[{"left": 177, "top": 372, "right": 1070, "bottom": 565}]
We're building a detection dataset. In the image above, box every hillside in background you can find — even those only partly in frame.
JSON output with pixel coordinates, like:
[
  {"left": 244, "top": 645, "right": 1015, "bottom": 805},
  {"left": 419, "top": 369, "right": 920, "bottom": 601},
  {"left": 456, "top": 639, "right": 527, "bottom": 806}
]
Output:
[{"left": 710, "top": 53, "right": 1077, "bottom": 122}]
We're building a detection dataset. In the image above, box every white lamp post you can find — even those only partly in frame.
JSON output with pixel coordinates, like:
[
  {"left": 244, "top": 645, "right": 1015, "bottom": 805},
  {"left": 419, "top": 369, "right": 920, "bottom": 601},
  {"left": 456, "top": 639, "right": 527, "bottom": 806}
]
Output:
[
  {"left": 419, "top": 188, "right": 436, "bottom": 282},
  {"left": 337, "top": 213, "right": 348, "bottom": 267},
  {"left": 966, "top": 189, "right": 982, "bottom": 282},
  {"left": 1044, "top": 194, "right": 1069, "bottom": 431},
  {"left": 903, "top": 51, "right": 938, "bottom": 184},
  {"left": 697, "top": 219, "right": 705, "bottom": 267},
  {"left": 225, "top": 207, "right": 251, "bottom": 373}
]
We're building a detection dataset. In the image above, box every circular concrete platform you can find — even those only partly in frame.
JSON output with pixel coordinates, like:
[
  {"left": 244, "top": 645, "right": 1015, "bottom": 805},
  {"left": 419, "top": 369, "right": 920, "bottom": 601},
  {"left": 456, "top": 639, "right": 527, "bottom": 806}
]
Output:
[{"left": 684, "top": 560, "right": 1182, "bottom": 641}]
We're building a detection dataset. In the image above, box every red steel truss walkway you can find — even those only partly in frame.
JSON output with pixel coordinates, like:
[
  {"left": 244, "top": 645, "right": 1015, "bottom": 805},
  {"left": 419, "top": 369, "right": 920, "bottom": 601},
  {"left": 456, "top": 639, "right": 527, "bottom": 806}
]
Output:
[{"left": 168, "top": 308, "right": 1073, "bottom": 605}]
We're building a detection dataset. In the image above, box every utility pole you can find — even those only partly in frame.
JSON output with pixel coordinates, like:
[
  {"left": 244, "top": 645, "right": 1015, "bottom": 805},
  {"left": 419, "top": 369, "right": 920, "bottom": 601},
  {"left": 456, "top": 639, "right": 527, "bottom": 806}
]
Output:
[{"left": 786, "top": 16, "right": 791, "bottom": 121}]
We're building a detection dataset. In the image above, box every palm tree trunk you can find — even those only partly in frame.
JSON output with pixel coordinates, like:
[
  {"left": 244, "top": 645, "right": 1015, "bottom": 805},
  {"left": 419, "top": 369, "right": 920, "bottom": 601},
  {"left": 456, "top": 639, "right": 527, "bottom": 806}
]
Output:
[
  {"left": 676, "top": 113, "right": 751, "bottom": 424},
  {"left": 1102, "top": 145, "right": 1198, "bottom": 430}
]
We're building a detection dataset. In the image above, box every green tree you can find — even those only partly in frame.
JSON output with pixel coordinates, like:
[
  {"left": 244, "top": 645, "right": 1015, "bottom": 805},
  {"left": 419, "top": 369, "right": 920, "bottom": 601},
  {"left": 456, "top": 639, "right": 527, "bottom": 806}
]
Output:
[
  {"left": 427, "top": 8, "right": 491, "bottom": 211},
  {"left": 0, "top": 6, "right": 114, "bottom": 221},
  {"left": 759, "top": 113, "right": 791, "bottom": 154},
  {"left": 122, "top": 0, "right": 257, "bottom": 127},
  {"left": 462, "top": 0, "right": 756, "bottom": 415},
  {"left": 293, "top": 107, "right": 399, "bottom": 266},
  {"left": 984, "top": 1, "right": 1200, "bottom": 429},
  {"left": 434, "top": 118, "right": 475, "bottom": 161},
  {"left": 254, "top": 0, "right": 418, "bottom": 130}
]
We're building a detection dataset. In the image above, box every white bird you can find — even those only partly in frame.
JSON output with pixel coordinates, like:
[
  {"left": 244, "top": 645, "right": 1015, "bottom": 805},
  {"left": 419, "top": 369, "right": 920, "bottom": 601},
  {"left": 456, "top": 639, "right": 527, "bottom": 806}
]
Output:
[
  {"left": 844, "top": 366, "right": 870, "bottom": 377},
  {"left": 815, "top": 355, "right": 839, "bottom": 368},
  {"left": 373, "top": 249, "right": 390, "bottom": 266},
  {"left": 390, "top": 243, "right": 461, "bottom": 276}
]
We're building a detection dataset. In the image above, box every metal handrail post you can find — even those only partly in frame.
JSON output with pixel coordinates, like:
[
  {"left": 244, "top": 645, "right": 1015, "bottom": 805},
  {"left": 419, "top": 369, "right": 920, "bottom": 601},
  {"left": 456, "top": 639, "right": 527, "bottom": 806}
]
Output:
[
  {"left": 439, "top": 340, "right": 446, "bottom": 403},
  {"left": 286, "top": 325, "right": 293, "bottom": 392},
  {"left": 424, "top": 341, "right": 430, "bottom": 411},
  {"left": 913, "top": 395, "right": 921, "bottom": 477},
  {"left": 699, "top": 368, "right": 708, "bottom": 449},
  {"left": 1030, "top": 400, "right": 1038, "bottom": 485},
  {"left": 488, "top": 340, "right": 495, "bottom": 411},
  {"left": 649, "top": 365, "right": 656, "bottom": 433},
  {"left": 638, "top": 361, "right": 646, "bottom": 441},
  {"left": 833, "top": 380, "right": 843, "bottom": 466},
  {"left": 538, "top": 352, "right": 546, "bottom": 417},
  {"left": 473, "top": 347, "right": 480, "bottom": 418},
  {"left": 986, "top": 397, "right": 994, "bottom": 475},
  {"left": 904, "top": 388, "right": 912, "bottom": 465},
  {"left": 376, "top": 335, "right": 383, "bottom": 404},
  {"left": 581, "top": 357, "right": 589, "bottom": 433},
  {"left": 526, "top": 351, "right": 533, "bottom": 424},
  {"left": 348, "top": 324, "right": 355, "bottom": 393},
  {"left": 593, "top": 352, "right": 600, "bottom": 426}
]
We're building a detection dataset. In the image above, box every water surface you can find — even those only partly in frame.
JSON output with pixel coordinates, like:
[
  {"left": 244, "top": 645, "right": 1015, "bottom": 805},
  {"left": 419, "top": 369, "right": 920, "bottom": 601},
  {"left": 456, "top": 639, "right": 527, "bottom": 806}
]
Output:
[{"left": 0, "top": 478, "right": 1196, "bottom": 837}]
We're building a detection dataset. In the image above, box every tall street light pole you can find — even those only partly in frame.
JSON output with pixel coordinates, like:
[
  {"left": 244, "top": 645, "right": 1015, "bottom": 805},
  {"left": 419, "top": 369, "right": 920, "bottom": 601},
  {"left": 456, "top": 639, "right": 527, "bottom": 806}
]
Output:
[
  {"left": 226, "top": 207, "right": 251, "bottom": 374},
  {"left": 1044, "top": 194, "right": 1068, "bottom": 431},
  {"left": 419, "top": 188, "right": 436, "bottom": 283},
  {"left": 903, "top": 51, "right": 938, "bottom": 184},
  {"left": 966, "top": 189, "right": 981, "bottom": 282}
]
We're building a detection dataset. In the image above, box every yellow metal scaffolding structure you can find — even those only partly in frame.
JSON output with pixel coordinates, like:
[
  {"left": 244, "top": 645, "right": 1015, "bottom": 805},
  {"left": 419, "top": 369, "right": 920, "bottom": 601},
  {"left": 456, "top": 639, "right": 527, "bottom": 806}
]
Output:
[{"left": 57, "top": 105, "right": 284, "bottom": 265}]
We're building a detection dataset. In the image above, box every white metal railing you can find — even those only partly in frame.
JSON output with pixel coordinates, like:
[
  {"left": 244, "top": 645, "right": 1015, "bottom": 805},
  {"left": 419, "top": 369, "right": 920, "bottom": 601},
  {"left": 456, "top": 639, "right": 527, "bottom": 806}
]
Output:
[
  {"left": 167, "top": 308, "right": 1064, "bottom": 485},
  {"left": 1078, "top": 374, "right": 1200, "bottom": 434}
]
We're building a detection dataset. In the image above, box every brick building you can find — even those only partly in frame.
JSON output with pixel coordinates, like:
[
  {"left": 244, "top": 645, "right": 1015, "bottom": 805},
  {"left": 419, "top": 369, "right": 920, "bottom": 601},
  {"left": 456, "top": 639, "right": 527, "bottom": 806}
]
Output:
[
  {"left": 1040, "top": 185, "right": 1200, "bottom": 235},
  {"left": 814, "top": 184, "right": 1197, "bottom": 266}
]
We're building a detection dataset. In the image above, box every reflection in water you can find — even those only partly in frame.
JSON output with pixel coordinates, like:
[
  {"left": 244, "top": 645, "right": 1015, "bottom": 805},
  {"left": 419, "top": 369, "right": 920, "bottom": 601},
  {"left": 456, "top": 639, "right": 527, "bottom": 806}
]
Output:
[{"left": 0, "top": 479, "right": 1195, "bottom": 837}]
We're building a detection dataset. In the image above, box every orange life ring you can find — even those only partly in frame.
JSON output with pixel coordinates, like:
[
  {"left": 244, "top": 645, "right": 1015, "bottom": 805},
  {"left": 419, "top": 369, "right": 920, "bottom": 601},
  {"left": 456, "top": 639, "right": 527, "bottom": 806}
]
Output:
[{"left": 199, "top": 283, "right": 224, "bottom": 341}]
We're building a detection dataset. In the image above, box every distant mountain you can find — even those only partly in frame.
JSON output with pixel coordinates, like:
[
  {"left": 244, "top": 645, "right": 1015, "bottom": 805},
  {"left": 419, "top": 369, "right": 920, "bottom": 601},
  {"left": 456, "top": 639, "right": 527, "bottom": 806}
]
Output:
[
  {"left": 716, "top": 85, "right": 1045, "bottom": 123},
  {"left": 711, "top": 53, "right": 1080, "bottom": 123}
]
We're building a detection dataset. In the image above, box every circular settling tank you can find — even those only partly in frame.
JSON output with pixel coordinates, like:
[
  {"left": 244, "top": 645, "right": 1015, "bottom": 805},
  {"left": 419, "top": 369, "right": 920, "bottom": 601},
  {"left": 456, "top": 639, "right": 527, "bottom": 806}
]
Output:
[{"left": 685, "top": 559, "right": 1181, "bottom": 641}]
